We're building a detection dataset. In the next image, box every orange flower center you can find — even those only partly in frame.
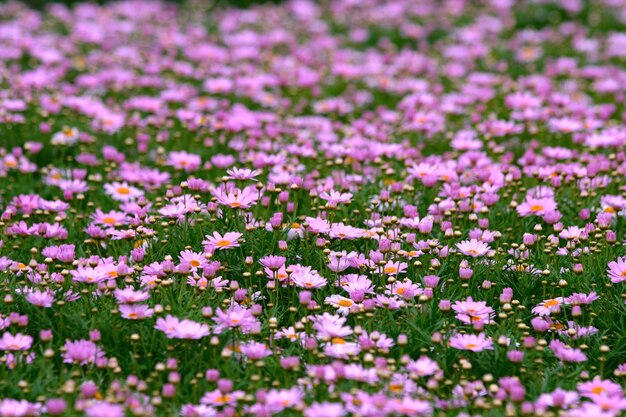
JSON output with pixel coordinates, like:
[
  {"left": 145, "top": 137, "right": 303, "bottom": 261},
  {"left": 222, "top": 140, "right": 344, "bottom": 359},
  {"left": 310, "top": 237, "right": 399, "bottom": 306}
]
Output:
[
  {"left": 117, "top": 187, "right": 131, "bottom": 195},
  {"left": 544, "top": 299, "right": 559, "bottom": 308},
  {"left": 216, "top": 240, "right": 231, "bottom": 247},
  {"left": 337, "top": 299, "right": 353, "bottom": 307},
  {"left": 216, "top": 395, "right": 231, "bottom": 404},
  {"left": 530, "top": 205, "right": 544, "bottom": 212}
]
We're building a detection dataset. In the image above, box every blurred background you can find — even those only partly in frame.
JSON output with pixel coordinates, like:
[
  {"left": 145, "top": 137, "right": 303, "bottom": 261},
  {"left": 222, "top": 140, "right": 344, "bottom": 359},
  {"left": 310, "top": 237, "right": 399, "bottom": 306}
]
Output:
[{"left": 25, "top": 0, "right": 282, "bottom": 9}]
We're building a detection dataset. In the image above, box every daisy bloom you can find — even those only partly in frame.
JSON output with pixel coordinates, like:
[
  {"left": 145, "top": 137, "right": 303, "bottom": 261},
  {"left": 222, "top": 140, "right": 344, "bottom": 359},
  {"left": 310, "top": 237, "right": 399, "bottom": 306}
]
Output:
[
  {"left": 203, "top": 232, "right": 243, "bottom": 252},
  {"left": 0, "top": 332, "right": 33, "bottom": 351},
  {"left": 516, "top": 196, "right": 557, "bottom": 217},
  {"left": 104, "top": 182, "right": 144, "bottom": 201},
  {"left": 532, "top": 297, "right": 566, "bottom": 316},
  {"left": 325, "top": 295, "right": 357, "bottom": 315},
  {"left": 456, "top": 239, "right": 490, "bottom": 257},
  {"left": 449, "top": 333, "right": 494, "bottom": 352},
  {"left": 119, "top": 304, "right": 154, "bottom": 320},
  {"left": 607, "top": 256, "right": 626, "bottom": 283}
]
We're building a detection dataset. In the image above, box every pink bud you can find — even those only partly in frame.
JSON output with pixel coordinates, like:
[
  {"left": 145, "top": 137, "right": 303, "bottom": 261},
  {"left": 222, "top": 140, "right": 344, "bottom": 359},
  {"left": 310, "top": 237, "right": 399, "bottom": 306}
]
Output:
[{"left": 507, "top": 350, "right": 524, "bottom": 363}]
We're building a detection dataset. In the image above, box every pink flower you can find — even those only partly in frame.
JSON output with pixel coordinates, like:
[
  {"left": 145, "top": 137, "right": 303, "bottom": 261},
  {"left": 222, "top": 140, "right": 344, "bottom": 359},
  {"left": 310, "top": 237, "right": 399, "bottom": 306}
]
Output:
[
  {"left": 167, "top": 151, "right": 201, "bottom": 172},
  {"left": 0, "top": 332, "right": 33, "bottom": 351},
  {"left": 329, "top": 223, "right": 363, "bottom": 240},
  {"left": 23, "top": 288, "right": 55, "bottom": 308},
  {"left": 62, "top": 339, "right": 104, "bottom": 365},
  {"left": 290, "top": 266, "right": 327, "bottom": 289},
  {"left": 85, "top": 402, "right": 125, "bottom": 417},
  {"left": 226, "top": 167, "right": 260, "bottom": 181},
  {"left": 406, "top": 355, "right": 440, "bottom": 377},
  {"left": 202, "top": 232, "right": 243, "bottom": 252},
  {"left": 449, "top": 333, "right": 494, "bottom": 352},
  {"left": 456, "top": 239, "right": 490, "bottom": 257},
  {"left": 0, "top": 399, "right": 41, "bottom": 417},
  {"left": 114, "top": 287, "right": 150, "bottom": 304},
  {"left": 319, "top": 190, "right": 353, "bottom": 205},
  {"left": 212, "top": 186, "right": 258, "bottom": 209},
  {"left": 516, "top": 196, "right": 557, "bottom": 217},
  {"left": 119, "top": 304, "right": 154, "bottom": 320},
  {"left": 549, "top": 340, "right": 587, "bottom": 362},
  {"left": 103, "top": 182, "right": 144, "bottom": 201},
  {"left": 532, "top": 297, "right": 566, "bottom": 316},
  {"left": 200, "top": 389, "right": 245, "bottom": 406},
  {"left": 91, "top": 209, "right": 128, "bottom": 226},
  {"left": 179, "top": 250, "right": 207, "bottom": 271},
  {"left": 304, "top": 402, "right": 345, "bottom": 417},
  {"left": 379, "top": 260, "right": 408, "bottom": 276},
  {"left": 452, "top": 297, "right": 495, "bottom": 325},
  {"left": 325, "top": 295, "right": 357, "bottom": 315},
  {"left": 155, "top": 315, "right": 209, "bottom": 339},
  {"left": 259, "top": 255, "right": 286, "bottom": 270},
  {"left": 607, "top": 256, "right": 626, "bottom": 283},
  {"left": 70, "top": 266, "right": 108, "bottom": 284},
  {"left": 240, "top": 342, "right": 272, "bottom": 360},
  {"left": 577, "top": 376, "right": 623, "bottom": 397},
  {"left": 214, "top": 304, "right": 258, "bottom": 333}
]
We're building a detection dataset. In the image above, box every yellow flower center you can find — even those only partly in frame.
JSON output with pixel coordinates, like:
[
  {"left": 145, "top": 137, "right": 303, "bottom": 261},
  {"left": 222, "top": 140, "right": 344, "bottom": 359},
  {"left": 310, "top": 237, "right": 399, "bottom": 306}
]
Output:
[
  {"left": 530, "top": 205, "right": 544, "bottom": 212},
  {"left": 216, "top": 240, "right": 231, "bottom": 247},
  {"left": 544, "top": 299, "right": 559, "bottom": 308},
  {"left": 384, "top": 266, "right": 397, "bottom": 274},
  {"left": 216, "top": 395, "right": 231, "bottom": 404},
  {"left": 117, "top": 187, "right": 131, "bottom": 195},
  {"left": 337, "top": 299, "right": 353, "bottom": 307},
  {"left": 102, "top": 217, "right": 116, "bottom": 224},
  {"left": 389, "top": 384, "right": 403, "bottom": 392}
]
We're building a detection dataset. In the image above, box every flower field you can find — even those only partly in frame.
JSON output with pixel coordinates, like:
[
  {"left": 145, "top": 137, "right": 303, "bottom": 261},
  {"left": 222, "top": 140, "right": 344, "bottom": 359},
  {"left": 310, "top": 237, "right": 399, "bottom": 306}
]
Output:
[{"left": 1, "top": 0, "right": 626, "bottom": 415}]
